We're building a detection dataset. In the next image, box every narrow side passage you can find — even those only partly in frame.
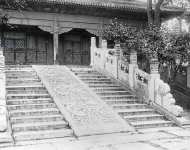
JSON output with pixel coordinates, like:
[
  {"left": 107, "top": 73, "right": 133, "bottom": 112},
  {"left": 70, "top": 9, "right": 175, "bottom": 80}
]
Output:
[
  {"left": 69, "top": 66, "right": 176, "bottom": 130},
  {"left": 6, "top": 65, "right": 74, "bottom": 142},
  {"left": 33, "top": 65, "right": 134, "bottom": 137}
]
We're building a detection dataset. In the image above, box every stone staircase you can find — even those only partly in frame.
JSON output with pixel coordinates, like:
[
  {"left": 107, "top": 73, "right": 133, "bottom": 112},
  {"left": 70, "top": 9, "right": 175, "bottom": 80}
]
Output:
[
  {"left": 70, "top": 66, "right": 175, "bottom": 130},
  {"left": 6, "top": 65, "right": 74, "bottom": 142}
]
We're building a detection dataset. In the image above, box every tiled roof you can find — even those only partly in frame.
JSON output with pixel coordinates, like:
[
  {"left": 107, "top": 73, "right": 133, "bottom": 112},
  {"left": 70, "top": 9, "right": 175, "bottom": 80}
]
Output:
[{"left": 31, "top": 0, "right": 185, "bottom": 13}]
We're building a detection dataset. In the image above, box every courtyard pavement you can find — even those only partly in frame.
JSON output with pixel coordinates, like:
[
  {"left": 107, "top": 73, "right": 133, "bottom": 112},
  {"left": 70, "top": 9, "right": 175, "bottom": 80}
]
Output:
[
  {"left": 1, "top": 65, "right": 190, "bottom": 150},
  {"left": 1, "top": 126, "right": 190, "bottom": 150}
]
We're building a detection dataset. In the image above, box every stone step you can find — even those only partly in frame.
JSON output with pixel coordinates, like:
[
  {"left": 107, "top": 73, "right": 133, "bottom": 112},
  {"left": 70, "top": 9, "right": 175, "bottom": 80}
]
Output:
[
  {"left": 12, "top": 121, "right": 69, "bottom": 132},
  {"left": 7, "top": 98, "right": 53, "bottom": 105},
  {"left": 11, "top": 114, "right": 65, "bottom": 124},
  {"left": 9, "top": 108, "right": 60, "bottom": 117},
  {"left": 70, "top": 68, "right": 93, "bottom": 72},
  {"left": 8, "top": 103, "right": 56, "bottom": 111},
  {"left": 130, "top": 120, "right": 174, "bottom": 129},
  {"left": 5, "top": 70, "right": 35, "bottom": 73},
  {"left": 5, "top": 69, "right": 34, "bottom": 73},
  {"left": 14, "top": 128, "right": 73, "bottom": 141},
  {"left": 6, "top": 93, "right": 50, "bottom": 100},
  {"left": 78, "top": 75, "right": 108, "bottom": 79},
  {"left": 7, "top": 82, "right": 42, "bottom": 86},
  {"left": 86, "top": 81, "right": 114, "bottom": 84},
  {"left": 111, "top": 103, "right": 148, "bottom": 109},
  {"left": 105, "top": 99, "right": 139, "bottom": 104},
  {"left": 6, "top": 75, "right": 38, "bottom": 79},
  {"left": 6, "top": 74, "right": 36, "bottom": 78},
  {"left": 6, "top": 85, "right": 44, "bottom": 90},
  {"left": 89, "top": 84, "right": 121, "bottom": 88},
  {"left": 124, "top": 114, "right": 165, "bottom": 121},
  {"left": 97, "top": 91, "right": 131, "bottom": 96},
  {"left": 117, "top": 108, "right": 155, "bottom": 116},
  {"left": 74, "top": 72, "right": 100, "bottom": 76},
  {"left": 6, "top": 80, "right": 41, "bottom": 84},
  {"left": 92, "top": 87, "right": 126, "bottom": 92},
  {"left": 6, "top": 78, "right": 40, "bottom": 82},
  {"left": 81, "top": 78, "right": 111, "bottom": 82},
  {"left": 6, "top": 65, "right": 32, "bottom": 68},
  {"left": 101, "top": 95, "right": 137, "bottom": 100},
  {"left": 7, "top": 89, "right": 48, "bottom": 94}
]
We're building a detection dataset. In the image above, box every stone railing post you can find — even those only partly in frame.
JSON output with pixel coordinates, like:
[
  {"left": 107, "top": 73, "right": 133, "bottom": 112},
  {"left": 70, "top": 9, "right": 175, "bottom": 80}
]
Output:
[
  {"left": 0, "top": 48, "right": 7, "bottom": 132},
  {"left": 102, "top": 39, "right": 107, "bottom": 69},
  {"left": 90, "top": 37, "right": 96, "bottom": 67},
  {"left": 114, "top": 43, "right": 122, "bottom": 79},
  {"left": 148, "top": 58, "right": 160, "bottom": 103},
  {"left": 129, "top": 50, "right": 137, "bottom": 89}
]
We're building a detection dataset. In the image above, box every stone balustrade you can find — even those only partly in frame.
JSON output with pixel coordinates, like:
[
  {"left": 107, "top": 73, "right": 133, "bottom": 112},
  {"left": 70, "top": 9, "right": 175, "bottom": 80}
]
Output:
[
  {"left": 91, "top": 37, "right": 188, "bottom": 125},
  {"left": 0, "top": 48, "right": 7, "bottom": 132}
]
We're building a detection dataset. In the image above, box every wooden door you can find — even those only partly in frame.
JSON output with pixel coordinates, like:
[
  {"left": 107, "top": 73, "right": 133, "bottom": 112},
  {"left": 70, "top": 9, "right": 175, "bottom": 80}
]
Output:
[
  {"left": 72, "top": 41, "right": 81, "bottom": 65},
  {"left": 63, "top": 40, "right": 73, "bottom": 64},
  {"left": 81, "top": 38, "right": 90, "bottom": 65},
  {"left": 62, "top": 35, "right": 90, "bottom": 65}
]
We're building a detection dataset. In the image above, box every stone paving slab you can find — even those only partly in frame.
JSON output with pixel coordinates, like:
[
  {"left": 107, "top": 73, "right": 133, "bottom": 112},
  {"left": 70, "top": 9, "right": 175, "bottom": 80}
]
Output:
[
  {"left": 32, "top": 65, "right": 134, "bottom": 137},
  {"left": 150, "top": 138, "right": 190, "bottom": 150},
  {"left": 1, "top": 130, "right": 190, "bottom": 150},
  {"left": 163, "top": 128, "right": 190, "bottom": 137}
]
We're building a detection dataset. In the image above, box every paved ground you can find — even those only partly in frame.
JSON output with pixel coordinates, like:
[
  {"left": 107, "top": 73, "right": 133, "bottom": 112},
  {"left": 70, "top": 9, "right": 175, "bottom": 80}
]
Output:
[
  {"left": 1, "top": 126, "right": 190, "bottom": 150},
  {"left": 1, "top": 65, "right": 190, "bottom": 150}
]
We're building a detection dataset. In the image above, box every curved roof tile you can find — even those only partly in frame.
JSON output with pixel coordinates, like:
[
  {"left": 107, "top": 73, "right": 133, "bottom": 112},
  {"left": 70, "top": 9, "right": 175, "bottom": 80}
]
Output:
[{"left": 30, "top": 0, "right": 184, "bottom": 13}]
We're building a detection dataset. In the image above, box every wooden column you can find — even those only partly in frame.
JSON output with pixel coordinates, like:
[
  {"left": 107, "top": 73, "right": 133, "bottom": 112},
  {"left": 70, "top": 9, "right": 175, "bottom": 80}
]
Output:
[{"left": 53, "top": 32, "right": 59, "bottom": 64}]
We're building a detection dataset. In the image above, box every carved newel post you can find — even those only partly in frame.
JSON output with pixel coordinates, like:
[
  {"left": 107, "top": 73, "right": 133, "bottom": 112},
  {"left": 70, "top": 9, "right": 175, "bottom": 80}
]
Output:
[
  {"left": 0, "top": 47, "right": 7, "bottom": 132},
  {"left": 148, "top": 57, "right": 160, "bottom": 103},
  {"left": 90, "top": 37, "right": 96, "bottom": 67},
  {"left": 114, "top": 43, "right": 122, "bottom": 79},
  {"left": 129, "top": 49, "right": 137, "bottom": 89}
]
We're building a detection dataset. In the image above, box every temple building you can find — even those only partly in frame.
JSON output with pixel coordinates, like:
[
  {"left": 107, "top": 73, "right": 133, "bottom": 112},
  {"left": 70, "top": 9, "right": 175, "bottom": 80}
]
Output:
[{"left": 0, "top": 0, "right": 184, "bottom": 65}]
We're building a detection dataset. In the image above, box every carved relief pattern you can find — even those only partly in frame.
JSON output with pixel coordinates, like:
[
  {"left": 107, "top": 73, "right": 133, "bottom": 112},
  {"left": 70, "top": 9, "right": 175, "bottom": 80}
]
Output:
[
  {"left": 155, "top": 79, "right": 184, "bottom": 117},
  {"left": 34, "top": 66, "right": 130, "bottom": 135}
]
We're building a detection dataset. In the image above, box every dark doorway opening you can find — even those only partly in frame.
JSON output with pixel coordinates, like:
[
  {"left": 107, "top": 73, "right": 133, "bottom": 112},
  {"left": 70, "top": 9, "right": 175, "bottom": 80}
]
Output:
[{"left": 59, "top": 29, "right": 93, "bottom": 65}]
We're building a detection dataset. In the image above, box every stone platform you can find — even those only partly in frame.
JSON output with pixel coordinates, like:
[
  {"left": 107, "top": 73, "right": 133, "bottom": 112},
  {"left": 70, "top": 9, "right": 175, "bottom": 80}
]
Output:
[{"left": 33, "top": 65, "right": 134, "bottom": 137}]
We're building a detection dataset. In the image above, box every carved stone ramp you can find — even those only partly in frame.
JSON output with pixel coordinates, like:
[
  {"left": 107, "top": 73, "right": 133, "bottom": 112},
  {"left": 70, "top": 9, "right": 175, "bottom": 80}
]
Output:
[{"left": 33, "top": 65, "right": 134, "bottom": 137}]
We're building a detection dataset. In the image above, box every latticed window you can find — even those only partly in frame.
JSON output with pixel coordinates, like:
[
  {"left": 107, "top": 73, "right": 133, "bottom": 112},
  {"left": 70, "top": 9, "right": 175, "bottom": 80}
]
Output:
[
  {"left": 15, "top": 40, "right": 25, "bottom": 49},
  {"left": 4, "top": 32, "right": 26, "bottom": 49}
]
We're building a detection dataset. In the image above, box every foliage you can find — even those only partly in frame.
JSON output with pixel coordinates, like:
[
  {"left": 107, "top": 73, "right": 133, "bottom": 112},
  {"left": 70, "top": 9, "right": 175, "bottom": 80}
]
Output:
[
  {"left": 0, "top": 0, "right": 27, "bottom": 25},
  {"left": 102, "top": 18, "right": 190, "bottom": 82},
  {"left": 162, "top": 32, "right": 190, "bottom": 62},
  {"left": 139, "top": 24, "right": 166, "bottom": 60},
  {"left": 140, "top": 24, "right": 190, "bottom": 65},
  {"left": 102, "top": 18, "right": 140, "bottom": 49},
  {"left": 0, "top": 0, "right": 27, "bottom": 10}
]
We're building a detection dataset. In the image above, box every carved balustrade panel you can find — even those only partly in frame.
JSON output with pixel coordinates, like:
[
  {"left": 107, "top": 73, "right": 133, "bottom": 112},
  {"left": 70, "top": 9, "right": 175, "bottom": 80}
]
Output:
[{"left": 134, "top": 68, "right": 150, "bottom": 102}]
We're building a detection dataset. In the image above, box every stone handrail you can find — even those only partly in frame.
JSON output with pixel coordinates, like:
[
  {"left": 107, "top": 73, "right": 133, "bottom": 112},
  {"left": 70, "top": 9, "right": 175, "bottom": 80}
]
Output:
[
  {"left": 91, "top": 37, "right": 187, "bottom": 123},
  {"left": 0, "top": 49, "right": 7, "bottom": 132}
]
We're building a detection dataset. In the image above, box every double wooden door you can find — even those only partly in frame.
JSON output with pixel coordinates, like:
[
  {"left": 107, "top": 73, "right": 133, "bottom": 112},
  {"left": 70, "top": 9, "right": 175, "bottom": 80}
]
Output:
[{"left": 63, "top": 35, "right": 90, "bottom": 65}]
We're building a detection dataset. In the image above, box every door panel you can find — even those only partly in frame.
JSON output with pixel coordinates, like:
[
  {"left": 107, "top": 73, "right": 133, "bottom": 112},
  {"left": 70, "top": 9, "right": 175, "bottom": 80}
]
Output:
[
  {"left": 81, "top": 38, "right": 90, "bottom": 65},
  {"left": 15, "top": 50, "right": 25, "bottom": 64},
  {"left": 72, "top": 42, "right": 81, "bottom": 65},
  {"left": 64, "top": 41, "right": 73, "bottom": 64}
]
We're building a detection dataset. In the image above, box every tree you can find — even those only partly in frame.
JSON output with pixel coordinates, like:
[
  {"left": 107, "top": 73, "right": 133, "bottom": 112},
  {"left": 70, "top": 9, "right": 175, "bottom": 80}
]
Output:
[
  {"left": 0, "top": 0, "right": 27, "bottom": 48},
  {"left": 0, "top": 0, "right": 27, "bottom": 24},
  {"left": 147, "top": 0, "right": 188, "bottom": 27}
]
